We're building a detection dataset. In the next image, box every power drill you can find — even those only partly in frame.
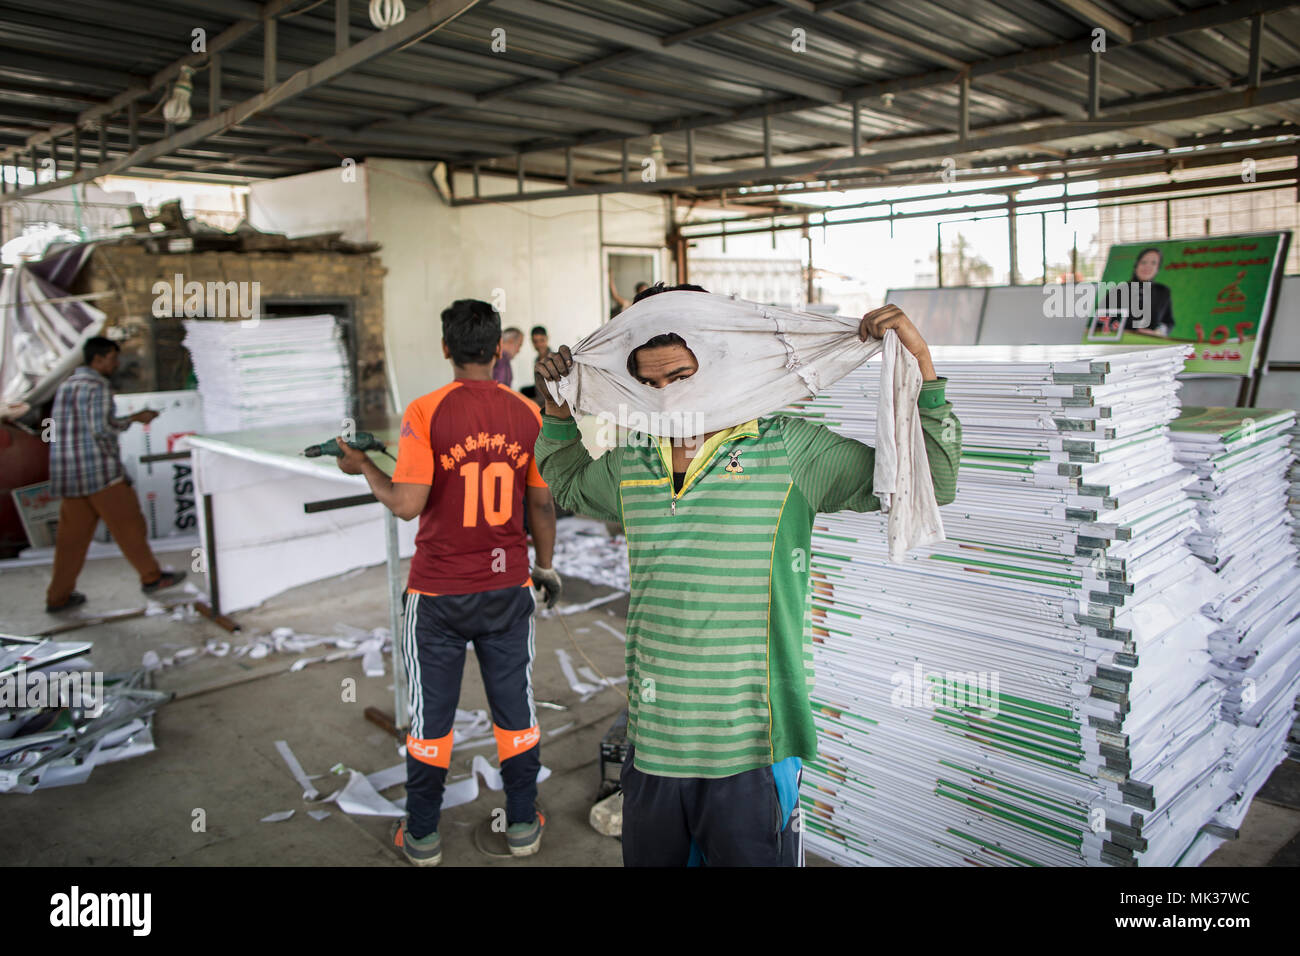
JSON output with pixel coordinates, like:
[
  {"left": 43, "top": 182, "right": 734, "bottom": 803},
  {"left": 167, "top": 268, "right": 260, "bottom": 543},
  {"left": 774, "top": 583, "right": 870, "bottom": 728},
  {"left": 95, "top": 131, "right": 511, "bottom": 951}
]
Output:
[{"left": 301, "top": 432, "right": 394, "bottom": 460}]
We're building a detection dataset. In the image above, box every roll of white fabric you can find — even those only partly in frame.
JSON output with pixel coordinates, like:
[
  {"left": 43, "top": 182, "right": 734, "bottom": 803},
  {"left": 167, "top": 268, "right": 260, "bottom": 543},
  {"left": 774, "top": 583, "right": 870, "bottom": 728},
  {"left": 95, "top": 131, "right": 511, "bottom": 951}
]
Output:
[
  {"left": 547, "top": 291, "right": 875, "bottom": 436},
  {"left": 875, "top": 331, "right": 945, "bottom": 560},
  {"left": 544, "top": 290, "right": 944, "bottom": 560}
]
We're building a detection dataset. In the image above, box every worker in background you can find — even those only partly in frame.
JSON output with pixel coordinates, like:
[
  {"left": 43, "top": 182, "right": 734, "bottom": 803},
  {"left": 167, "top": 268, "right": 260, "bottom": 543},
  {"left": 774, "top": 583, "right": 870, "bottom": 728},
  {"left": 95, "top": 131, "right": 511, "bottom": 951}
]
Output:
[
  {"left": 44, "top": 337, "right": 187, "bottom": 613},
  {"left": 493, "top": 326, "right": 524, "bottom": 387},
  {"left": 609, "top": 277, "right": 650, "bottom": 318},
  {"left": 534, "top": 283, "right": 961, "bottom": 867},
  {"left": 520, "top": 325, "right": 551, "bottom": 404},
  {"left": 336, "top": 299, "right": 562, "bottom": 866},
  {"left": 531, "top": 325, "right": 550, "bottom": 363}
]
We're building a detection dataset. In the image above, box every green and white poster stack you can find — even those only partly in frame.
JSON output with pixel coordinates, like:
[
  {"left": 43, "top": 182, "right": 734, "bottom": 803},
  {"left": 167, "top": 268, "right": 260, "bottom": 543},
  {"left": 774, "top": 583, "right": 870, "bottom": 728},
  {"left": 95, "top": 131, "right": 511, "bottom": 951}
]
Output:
[
  {"left": 1290, "top": 419, "right": 1300, "bottom": 562},
  {"left": 1169, "top": 405, "right": 1300, "bottom": 832},
  {"left": 790, "top": 344, "right": 1244, "bottom": 867}
]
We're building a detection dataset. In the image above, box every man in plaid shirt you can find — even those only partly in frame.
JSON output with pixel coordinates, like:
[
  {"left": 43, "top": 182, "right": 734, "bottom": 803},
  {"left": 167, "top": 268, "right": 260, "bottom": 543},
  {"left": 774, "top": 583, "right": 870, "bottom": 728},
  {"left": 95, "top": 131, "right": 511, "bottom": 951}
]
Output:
[{"left": 44, "top": 337, "right": 186, "bottom": 613}]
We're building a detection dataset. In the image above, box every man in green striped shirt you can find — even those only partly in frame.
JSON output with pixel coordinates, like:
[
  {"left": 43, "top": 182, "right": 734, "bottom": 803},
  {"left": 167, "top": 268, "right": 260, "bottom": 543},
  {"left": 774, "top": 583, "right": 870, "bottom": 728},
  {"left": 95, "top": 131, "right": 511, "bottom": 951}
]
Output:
[{"left": 535, "top": 284, "right": 961, "bottom": 866}]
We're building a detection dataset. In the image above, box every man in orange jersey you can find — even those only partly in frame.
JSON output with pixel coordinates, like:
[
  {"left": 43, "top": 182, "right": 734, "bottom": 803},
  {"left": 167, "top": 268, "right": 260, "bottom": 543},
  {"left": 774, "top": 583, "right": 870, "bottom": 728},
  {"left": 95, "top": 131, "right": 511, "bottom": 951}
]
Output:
[{"left": 337, "top": 298, "right": 561, "bottom": 865}]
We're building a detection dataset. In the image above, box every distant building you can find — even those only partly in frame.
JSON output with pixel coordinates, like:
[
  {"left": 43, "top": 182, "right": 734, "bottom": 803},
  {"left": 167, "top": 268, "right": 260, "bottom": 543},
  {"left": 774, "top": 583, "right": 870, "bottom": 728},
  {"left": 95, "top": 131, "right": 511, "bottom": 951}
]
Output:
[
  {"left": 1096, "top": 157, "right": 1300, "bottom": 274},
  {"left": 687, "top": 256, "right": 806, "bottom": 309}
]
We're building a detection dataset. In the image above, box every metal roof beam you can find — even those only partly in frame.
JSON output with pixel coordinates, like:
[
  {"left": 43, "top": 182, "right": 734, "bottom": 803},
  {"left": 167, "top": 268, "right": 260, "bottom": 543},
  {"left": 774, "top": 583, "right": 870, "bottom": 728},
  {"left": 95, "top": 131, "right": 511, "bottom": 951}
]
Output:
[
  {"left": 15, "top": 0, "right": 305, "bottom": 154},
  {"left": 772, "top": 0, "right": 817, "bottom": 12},
  {"left": 663, "top": 4, "right": 790, "bottom": 45},
  {"left": 449, "top": 0, "right": 1294, "bottom": 168},
  {"left": 803, "top": 3, "right": 967, "bottom": 71},
  {"left": 678, "top": 141, "right": 1300, "bottom": 227},
  {"left": 680, "top": 170, "right": 1296, "bottom": 237},
  {"left": 467, "top": 67, "right": 1298, "bottom": 174},
  {"left": 207, "top": 50, "right": 656, "bottom": 136},
  {"left": 1128, "top": 126, "right": 1180, "bottom": 149},
  {"left": 1053, "top": 0, "right": 1134, "bottom": 44},
  {"left": 0, "top": 0, "right": 485, "bottom": 203},
  {"left": 353, "top": 1, "right": 853, "bottom": 143},
  {"left": 0, "top": 49, "right": 138, "bottom": 91},
  {"left": 978, "top": 75, "right": 1089, "bottom": 119},
  {"left": 489, "top": 0, "right": 842, "bottom": 102},
  {"left": 709, "top": 135, "right": 1300, "bottom": 200},
  {"left": 1146, "top": 36, "right": 1238, "bottom": 88},
  {"left": 451, "top": 77, "right": 1300, "bottom": 201}
]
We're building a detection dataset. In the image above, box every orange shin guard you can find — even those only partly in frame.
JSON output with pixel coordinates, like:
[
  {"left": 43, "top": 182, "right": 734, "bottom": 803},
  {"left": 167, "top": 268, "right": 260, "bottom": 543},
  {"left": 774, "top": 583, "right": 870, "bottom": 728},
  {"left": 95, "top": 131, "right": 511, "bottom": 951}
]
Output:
[
  {"left": 406, "top": 730, "right": 454, "bottom": 768},
  {"left": 493, "top": 724, "right": 540, "bottom": 762}
]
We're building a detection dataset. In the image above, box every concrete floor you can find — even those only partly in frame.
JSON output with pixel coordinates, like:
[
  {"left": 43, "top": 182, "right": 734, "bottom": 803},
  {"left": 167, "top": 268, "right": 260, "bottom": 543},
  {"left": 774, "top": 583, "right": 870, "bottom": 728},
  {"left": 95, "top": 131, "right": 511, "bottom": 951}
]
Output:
[
  {"left": 1, "top": 543, "right": 1297, "bottom": 867},
  {"left": 1, "top": 546, "right": 630, "bottom": 866}
]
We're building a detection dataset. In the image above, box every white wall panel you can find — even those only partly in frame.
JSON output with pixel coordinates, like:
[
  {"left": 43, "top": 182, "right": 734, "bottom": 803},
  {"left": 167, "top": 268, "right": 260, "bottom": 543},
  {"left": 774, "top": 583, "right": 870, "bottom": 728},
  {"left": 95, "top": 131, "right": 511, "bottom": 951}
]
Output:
[
  {"left": 885, "top": 287, "right": 985, "bottom": 345},
  {"left": 979, "top": 284, "right": 1092, "bottom": 345}
]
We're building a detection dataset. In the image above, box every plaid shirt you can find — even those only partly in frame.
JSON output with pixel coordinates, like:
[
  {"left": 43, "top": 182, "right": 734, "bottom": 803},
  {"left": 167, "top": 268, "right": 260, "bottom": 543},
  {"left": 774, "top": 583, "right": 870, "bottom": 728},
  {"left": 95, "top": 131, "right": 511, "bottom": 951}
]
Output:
[{"left": 48, "top": 365, "right": 132, "bottom": 498}]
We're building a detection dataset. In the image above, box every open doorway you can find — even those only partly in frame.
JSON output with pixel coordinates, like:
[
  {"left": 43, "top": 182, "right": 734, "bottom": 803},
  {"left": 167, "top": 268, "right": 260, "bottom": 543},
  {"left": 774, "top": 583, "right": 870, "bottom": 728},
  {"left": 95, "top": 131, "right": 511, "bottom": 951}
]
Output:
[{"left": 606, "top": 247, "right": 663, "bottom": 321}]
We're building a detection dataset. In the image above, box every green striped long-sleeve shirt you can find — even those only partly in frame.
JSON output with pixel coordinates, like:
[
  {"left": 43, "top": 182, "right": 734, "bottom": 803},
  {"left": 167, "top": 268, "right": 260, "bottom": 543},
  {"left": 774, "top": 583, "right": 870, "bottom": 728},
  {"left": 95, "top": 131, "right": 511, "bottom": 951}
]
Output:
[{"left": 535, "top": 377, "right": 961, "bottom": 778}]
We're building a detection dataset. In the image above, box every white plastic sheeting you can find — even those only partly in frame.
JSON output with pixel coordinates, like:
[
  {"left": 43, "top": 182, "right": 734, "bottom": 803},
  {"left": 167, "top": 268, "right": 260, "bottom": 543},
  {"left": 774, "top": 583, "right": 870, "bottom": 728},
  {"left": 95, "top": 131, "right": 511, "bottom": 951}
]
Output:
[
  {"left": 0, "top": 244, "right": 104, "bottom": 410},
  {"left": 186, "top": 424, "right": 414, "bottom": 614}
]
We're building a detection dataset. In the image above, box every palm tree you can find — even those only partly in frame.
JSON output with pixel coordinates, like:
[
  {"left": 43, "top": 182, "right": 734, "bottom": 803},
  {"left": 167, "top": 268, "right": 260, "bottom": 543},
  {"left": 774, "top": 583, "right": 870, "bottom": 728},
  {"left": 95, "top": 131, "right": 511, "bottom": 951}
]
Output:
[{"left": 930, "top": 233, "right": 993, "bottom": 286}]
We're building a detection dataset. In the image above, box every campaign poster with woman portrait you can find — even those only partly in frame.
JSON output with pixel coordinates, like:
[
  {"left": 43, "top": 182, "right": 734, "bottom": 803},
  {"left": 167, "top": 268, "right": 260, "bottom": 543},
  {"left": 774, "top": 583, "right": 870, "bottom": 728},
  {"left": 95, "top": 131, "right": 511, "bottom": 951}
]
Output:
[{"left": 1081, "top": 232, "right": 1290, "bottom": 374}]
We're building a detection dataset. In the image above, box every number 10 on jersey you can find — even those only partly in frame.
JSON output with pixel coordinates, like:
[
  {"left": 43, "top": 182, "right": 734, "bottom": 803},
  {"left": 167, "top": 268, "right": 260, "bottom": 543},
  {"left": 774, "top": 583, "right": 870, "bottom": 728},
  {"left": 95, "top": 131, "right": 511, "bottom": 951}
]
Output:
[{"left": 460, "top": 460, "right": 514, "bottom": 526}]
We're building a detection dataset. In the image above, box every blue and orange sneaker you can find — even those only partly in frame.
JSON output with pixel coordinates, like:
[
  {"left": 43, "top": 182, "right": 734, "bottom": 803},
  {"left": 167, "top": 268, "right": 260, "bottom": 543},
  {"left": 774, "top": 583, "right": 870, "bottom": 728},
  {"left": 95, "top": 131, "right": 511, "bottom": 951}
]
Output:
[
  {"left": 393, "top": 818, "right": 441, "bottom": 866},
  {"left": 506, "top": 811, "right": 546, "bottom": 857}
]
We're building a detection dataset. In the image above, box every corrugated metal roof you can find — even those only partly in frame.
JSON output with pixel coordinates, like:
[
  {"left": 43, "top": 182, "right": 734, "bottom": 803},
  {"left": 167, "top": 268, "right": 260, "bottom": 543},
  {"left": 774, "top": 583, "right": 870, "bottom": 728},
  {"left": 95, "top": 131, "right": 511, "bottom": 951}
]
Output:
[{"left": 0, "top": 0, "right": 1298, "bottom": 202}]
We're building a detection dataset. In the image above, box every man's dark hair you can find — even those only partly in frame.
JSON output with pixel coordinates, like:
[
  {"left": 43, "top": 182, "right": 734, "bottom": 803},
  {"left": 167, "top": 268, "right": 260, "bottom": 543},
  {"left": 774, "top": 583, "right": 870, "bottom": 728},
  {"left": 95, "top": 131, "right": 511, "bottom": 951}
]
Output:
[
  {"left": 83, "top": 336, "right": 120, "bottom": 365},
  {"left": 441, "top": 299, "right": 501, "bottom": 366},
  {"left": 631, "top": 281, "right": 708, "bottom": 305},
  {"left": 530, "top": 325, "right": 548, "bottom": 338},
  {"left": 625, "top": 284, "right": 708, "bottom": 377},
  {"left": 627, "top": 332, "right": 692, "bottom": 378},
  {"left": 634, "top": 281, "right": 649, "bottom": 293}
]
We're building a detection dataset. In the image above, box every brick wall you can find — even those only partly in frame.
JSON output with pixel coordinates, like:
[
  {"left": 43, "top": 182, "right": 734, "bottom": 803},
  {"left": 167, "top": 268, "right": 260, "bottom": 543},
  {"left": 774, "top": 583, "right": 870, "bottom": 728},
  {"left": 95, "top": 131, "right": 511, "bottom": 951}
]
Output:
[{"left": 73, "top": 244, "right": 389, "bottom": 421}]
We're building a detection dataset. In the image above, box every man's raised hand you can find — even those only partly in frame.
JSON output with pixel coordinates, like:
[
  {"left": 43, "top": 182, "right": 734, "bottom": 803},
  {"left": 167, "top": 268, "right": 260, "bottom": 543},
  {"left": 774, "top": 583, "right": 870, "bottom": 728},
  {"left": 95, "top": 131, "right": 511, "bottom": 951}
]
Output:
[
  {"left": 858, "top": 305, "right": 937, "bottom": 381},
  {"left": 534, "top": 344, "right": 575, "bottom": 419}
]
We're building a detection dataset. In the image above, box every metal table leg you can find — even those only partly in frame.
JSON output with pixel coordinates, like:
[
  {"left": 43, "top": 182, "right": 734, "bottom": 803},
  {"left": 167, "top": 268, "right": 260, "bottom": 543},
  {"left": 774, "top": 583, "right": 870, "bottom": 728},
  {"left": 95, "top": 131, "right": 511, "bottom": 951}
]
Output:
[{"left": 385, "top": 508, "right": 408, "bottom": 730}]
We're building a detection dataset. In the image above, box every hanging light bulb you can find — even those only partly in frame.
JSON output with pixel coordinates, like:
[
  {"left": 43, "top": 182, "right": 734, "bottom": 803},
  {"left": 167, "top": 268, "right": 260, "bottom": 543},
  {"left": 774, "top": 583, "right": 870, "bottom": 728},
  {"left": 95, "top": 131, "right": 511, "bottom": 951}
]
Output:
[
  {"left": 163, "top": 66, "right": 195, "bottom": 125},
  {"left": 369, "top": 0, "right": 406, "bottom": 29}
]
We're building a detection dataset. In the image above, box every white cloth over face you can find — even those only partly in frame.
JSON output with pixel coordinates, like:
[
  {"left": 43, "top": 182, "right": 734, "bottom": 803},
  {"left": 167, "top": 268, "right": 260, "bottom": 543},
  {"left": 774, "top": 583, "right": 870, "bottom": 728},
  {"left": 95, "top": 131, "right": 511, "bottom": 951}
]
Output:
[
  {"left": 548, "top": 291, "right": 873, "bottom": 437},
  {"left": 546, "top": 291, "right": 946, "bottom": 561}
]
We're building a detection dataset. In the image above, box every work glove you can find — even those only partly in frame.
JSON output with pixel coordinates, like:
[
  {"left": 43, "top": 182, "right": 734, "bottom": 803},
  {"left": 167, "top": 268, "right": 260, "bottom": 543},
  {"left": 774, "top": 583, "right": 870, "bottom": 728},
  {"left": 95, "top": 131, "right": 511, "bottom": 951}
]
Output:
[{"left": 532, "top": 565, "right": 562, "bottom": 610}]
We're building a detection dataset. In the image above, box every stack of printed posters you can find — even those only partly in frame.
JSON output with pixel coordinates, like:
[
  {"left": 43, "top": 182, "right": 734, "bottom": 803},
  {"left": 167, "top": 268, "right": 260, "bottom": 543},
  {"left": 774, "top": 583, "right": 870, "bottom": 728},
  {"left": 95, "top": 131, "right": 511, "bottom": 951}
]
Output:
[
  {"left": 790, "top": 344, "right": 1243, "bottom": 867},
  {"left": 1169, "top": 406, "right": 1300, "bottom": 832},
  {"left": 1289, "top": 419, "right": 1300, "bottom": 560},
  {"left": 182, "top": 316, "right": 352, "bottom": 433}
]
